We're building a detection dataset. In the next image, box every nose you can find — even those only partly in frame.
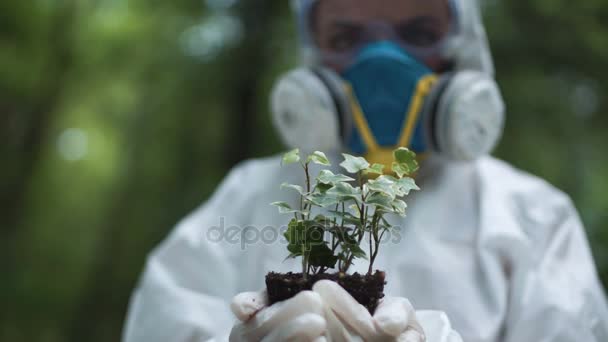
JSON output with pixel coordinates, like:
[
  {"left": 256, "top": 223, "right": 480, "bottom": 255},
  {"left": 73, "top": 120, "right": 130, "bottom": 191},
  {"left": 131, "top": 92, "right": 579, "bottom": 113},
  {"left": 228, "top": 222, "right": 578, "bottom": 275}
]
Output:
[{"left": 368, "top": 22, "right": 398, "bottom": 43}]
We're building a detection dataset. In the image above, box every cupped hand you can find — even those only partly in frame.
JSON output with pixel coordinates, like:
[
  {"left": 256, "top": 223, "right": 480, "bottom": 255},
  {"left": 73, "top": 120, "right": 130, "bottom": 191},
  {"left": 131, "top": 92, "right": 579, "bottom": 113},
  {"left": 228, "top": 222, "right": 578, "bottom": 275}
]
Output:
[
  {"left": 229, "top": 290, "right": 327, "bottom": 342},
  {"left": 229, "top": 280, "right": 426, "bottom": 342},
  {"left": 312, "top": 280, "right": 425, "bottom": 342}
]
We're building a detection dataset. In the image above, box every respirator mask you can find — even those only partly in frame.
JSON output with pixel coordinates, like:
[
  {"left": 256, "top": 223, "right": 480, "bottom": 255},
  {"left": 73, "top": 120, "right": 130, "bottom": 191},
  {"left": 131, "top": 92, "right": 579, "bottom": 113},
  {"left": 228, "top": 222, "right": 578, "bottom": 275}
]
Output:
[{"left": 271, "top": 0, "right": 505, "bottom": 164}]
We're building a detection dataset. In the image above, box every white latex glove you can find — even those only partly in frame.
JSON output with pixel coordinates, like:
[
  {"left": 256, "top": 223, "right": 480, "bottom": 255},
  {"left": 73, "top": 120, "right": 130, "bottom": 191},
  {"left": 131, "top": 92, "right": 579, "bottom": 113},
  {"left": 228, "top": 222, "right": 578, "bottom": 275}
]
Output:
[
  {"left": 312, "top": 280, "right": 425, "bottom": 342},
  {"left": 229, "top": 290, "right": 327, "bottom": 342},
  {"left": 416, "top": 311, "right": 463, "bottom": 342},
  {"left": 229, "top": 280, "right": 426, "bottom": 342}
]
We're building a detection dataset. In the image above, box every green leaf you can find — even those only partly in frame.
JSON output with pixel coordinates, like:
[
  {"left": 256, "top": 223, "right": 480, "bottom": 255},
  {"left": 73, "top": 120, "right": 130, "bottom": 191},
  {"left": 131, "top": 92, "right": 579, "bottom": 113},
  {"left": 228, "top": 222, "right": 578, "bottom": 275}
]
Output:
[
  {"left": 333, "top": 229, "right": 362, "bottom": 255},
  {"left": 327, "top": 182, "right": 362, "bottom": 202},
  {"left": 392, "top": 199, "right": 407, "bottom": 216},
  {"left": 336, "top": 250, "right": 349, "bottom": 264},
  {"left": 306, "top": 192, "right": 339, "bottom": 207},
  {"left": 314, "top": 182, "right": 333, "bottom": 194},
  {"left": 392, "top": 148, "right": 419, "bottom": 177},
  {"left": 284, "top": 219, "right": 307, "bottom": 245},
  {"left": 284, "top": 219, "right": 326, "bottom": 249},
  {"left": 338, "top": 232, "right": 358, "bottom": 245},
  {"left": 340, "top": 154, "right": 370, "bottom": 174},
  {"left": 367, "top": 176, "right": 398, "bottom": 200},
  {"left": 316, "top": 170, "right": 355, "bottom": 185},
  {"left": 396, "top": 177, "right": 420, "bottom": 195},
  {"left": 364, "top": 163, "right": 385, "bottom": 175},
  {"left": 281, "top": 182, "right": 306, "bottom": 195},
  {"left": 391, "top": 162, "right": 409, "bottom": 178},
  {"left": 307, "top": 151, "right": 331, "bottom": 166},
  {"left": 283, "top": 252, "right": 301, "bottom": 262},
  {"left": 347, "top": 244, "right": 368, "bottom": 260},
  {"left": 337, "top": 233, "right": 367, "bottom": 261},
  {"left": 349, "top": 204, "right": 361, "bottom": 218},
  {"left": 381, "top": 175, "right": 419, "bottom": 196},
  {"left": 365, "top": 192, "right": 394, "bottom": 211},
  {"left": 380, "top": 216, "right": 391, "bottom": 227},
  {"left": 305, "top": 223, "right": 326, "bottom": 245},
  {"left": 394, "top": 147, "right": 416, "bottom": 165},
  {"left": 308, "top": 243, "right": 338, "bottom": 268},
  {"left": 282, "top": 148, "right": 301, "bottom": 165},
  {"left": 327, "top": 210, "right": 362, "bottom": 226},
  {"left": 271, "top": 201, "right": 300, "bottom": 214},
  {"left": 287, "top": 244, "right": 302, "bottom": 256},
  {"left": 313, "top": 215, "right": 335, "bottom": 231}
]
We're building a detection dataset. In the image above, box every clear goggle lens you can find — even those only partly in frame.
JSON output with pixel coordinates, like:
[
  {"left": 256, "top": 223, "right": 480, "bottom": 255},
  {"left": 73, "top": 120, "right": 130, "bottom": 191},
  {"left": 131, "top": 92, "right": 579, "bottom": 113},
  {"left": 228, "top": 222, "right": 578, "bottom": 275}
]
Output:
[{"left": 305, "top": 0, "right": 459, "bottom": 66}]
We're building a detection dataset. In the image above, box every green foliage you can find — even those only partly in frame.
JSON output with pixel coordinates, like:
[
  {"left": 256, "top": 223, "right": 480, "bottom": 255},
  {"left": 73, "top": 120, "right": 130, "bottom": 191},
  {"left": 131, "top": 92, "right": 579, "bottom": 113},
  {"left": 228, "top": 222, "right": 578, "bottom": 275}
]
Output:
[
  {"left": 308, "top": 243, "right": 338, "bottom": 269},
  {"left": 340, "top": 154, "right": 370, "bottom": 174},
  {"left": 392, "top": 147, "right": 419, "bottom": 178},
  {"left": 270, "top": 201, "right": 300, "bottom": 215},
  {"left": 283, "top": 217, "right": 337, "bottom": 275},
  {"left": 282, "top": 148, "right": 301, "bottom": 165},
  {"left": 280, "top": 182, "right": 306, "bottom": 196},
  {"left": 273, "top": 149, "right": 420, "bottom": 277},
  {"left": 307, "top": 151, "right": 331, "bottom": 166},
  {"left": 316, "top": 170, "right": 355, "bottom": 185},
  {"left": 284, "top": 219, "right": 322, "bottom": 253},
  {"left": 326, "top": 181, "right": 362, "bottom": 203},
  {"left": 365, "top": 163, "right": 386, "bottom": 175}
]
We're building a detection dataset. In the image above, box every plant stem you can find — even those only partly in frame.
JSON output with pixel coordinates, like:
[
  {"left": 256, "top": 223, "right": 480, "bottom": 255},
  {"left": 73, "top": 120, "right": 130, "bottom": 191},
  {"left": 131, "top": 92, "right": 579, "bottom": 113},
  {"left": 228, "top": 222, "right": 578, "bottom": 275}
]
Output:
[
  {"left": 304, "top": 164, "right": 311, "bottom": 217},
  {"left": 301, "top": 162, "right": 312, "bottom": 219},
  {"left": 369, "top": 241, "right": 380, "bottom": 275},
  {"left": 368, "top": 225, "right": 373, "bottom": 274},
  {"left": 299, "top": 194, "right": 304, "bottom": 220},
  {"left": 343, "top": 255, "right": 352, "bottom": 273},
  {"left": 302, "top": 246, "right": 308, "bottom": 280},
  {"left": 330, "top": 204, "right": 339, "bottom": 252},
  {"left": 368, "top": 212, "right": 380, "bottom": 275}
]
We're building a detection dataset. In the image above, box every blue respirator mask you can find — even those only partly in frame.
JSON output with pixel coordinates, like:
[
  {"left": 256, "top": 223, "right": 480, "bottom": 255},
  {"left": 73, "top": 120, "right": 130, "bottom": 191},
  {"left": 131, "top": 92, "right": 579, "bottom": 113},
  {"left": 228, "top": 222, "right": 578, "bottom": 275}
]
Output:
[
  {"left": 342, "top": 41, "right": 438, "bottom": 165},
  {"left": 271, "top": 41, "right": 505, "bottom": 165}
]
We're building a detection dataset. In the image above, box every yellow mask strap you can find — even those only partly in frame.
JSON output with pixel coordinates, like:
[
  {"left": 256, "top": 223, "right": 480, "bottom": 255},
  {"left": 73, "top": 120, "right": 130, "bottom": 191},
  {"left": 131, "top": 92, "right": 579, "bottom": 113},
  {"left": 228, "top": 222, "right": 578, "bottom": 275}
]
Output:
[
  {"left": 345, "top": 83, "right": 380, "bottom": 151},
  {"left": 345, "top": 74, "right": 438, "bottom": 153},
  {"left": 397, "top": 74, "right": 438, "bottom": 147}
]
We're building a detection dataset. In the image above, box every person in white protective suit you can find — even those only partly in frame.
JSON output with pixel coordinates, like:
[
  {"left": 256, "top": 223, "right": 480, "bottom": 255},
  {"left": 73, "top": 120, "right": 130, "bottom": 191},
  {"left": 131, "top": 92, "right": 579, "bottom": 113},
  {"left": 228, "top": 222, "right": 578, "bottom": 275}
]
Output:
[{"left": 123, "top": 0, "right": 608, "bottom": 341}]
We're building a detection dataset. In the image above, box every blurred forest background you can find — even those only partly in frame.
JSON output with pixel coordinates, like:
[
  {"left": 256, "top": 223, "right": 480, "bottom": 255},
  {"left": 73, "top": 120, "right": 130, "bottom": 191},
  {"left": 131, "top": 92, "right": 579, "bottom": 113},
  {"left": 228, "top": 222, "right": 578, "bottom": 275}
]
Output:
[{"left": 1, "top": 0, "right": 607, "bottom": 341}]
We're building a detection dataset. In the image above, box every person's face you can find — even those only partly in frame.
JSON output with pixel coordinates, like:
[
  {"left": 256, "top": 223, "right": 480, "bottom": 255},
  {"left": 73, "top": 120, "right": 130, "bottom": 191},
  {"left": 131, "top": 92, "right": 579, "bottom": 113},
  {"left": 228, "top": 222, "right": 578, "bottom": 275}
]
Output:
[{"left": 312, "top": 0, "right": 452, "bottom": 73}]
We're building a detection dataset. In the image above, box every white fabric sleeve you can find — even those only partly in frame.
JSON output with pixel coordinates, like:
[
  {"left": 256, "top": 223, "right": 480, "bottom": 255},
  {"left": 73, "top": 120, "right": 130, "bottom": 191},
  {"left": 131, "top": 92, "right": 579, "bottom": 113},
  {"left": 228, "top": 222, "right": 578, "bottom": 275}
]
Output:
[
  {"left": 504, "top": 198, "right": 608, "bottom": 342},
  {"left": 122, "top": 163, "right": 255, "bottom": 342}
]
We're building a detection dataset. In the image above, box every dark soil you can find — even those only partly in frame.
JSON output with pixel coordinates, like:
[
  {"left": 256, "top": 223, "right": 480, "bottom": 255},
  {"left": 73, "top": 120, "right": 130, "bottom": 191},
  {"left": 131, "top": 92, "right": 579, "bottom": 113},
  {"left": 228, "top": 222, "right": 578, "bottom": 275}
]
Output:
[{"left": 265, "top": 271, "right": 386, "bottom": 314}]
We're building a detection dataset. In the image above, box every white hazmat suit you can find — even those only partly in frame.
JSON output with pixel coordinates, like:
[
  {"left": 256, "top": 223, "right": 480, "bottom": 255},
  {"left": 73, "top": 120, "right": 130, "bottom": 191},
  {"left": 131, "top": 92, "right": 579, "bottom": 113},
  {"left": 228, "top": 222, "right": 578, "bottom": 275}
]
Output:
[{"left": 123, "top": 0, "right": 608, "bottom": 341}]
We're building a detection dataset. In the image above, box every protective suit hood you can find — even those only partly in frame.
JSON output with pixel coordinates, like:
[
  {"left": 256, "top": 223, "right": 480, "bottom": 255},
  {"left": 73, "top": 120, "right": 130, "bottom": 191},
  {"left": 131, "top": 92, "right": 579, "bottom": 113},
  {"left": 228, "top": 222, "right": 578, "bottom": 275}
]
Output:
[
  {"left": 271, "top": 0, "right": 505, "bottom": 161},
  {"left": 291, "top": 0, "right": 495, "bottom": 75}
]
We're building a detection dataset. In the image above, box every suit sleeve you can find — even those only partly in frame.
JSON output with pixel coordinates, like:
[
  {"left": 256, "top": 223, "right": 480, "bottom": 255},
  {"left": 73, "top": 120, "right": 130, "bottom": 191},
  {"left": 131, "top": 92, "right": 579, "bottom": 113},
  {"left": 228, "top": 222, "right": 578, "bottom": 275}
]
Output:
[
  {"left": 504, "top": 197, "right": 608, "bottom": 342},
  {"left": 122, "top": 163, "right": 255, "bottom": 342}
]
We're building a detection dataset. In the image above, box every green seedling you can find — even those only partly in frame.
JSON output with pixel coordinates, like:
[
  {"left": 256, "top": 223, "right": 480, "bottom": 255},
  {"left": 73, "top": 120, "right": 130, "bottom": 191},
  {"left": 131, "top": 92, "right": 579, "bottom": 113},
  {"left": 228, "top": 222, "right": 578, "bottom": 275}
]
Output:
[{"left": 272, "top": 148, "right": 420, "bottom": 280}]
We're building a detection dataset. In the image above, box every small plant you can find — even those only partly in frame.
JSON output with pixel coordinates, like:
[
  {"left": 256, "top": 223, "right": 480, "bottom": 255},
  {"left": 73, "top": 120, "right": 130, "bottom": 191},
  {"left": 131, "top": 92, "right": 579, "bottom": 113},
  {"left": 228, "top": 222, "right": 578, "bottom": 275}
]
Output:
[{"left": 267, "top": 148, "right": 420, "bottom": 312}]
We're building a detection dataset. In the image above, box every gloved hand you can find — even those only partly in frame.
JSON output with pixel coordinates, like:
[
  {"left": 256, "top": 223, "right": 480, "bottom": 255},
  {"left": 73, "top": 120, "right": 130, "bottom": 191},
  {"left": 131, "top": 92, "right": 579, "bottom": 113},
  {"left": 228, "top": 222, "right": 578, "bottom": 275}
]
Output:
[
  {"left": 229, "top": 280, "right": 426, "bottom": 342},
  {"left": 416, "top": 311, "right": 463, "bottom": 342},
  {"left": 229, "top": 290, "right": 327, "bottom": 342},
  {"left": 312, "top": 280, "right": 425, "bottom": 341}
]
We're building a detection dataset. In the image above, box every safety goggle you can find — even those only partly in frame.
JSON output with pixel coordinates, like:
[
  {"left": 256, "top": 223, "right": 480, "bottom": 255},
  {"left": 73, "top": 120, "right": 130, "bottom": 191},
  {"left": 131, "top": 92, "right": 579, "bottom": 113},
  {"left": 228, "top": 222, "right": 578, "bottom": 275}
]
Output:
[{"left": 298, "top": 0, "right": 460, "bottom": 66}]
